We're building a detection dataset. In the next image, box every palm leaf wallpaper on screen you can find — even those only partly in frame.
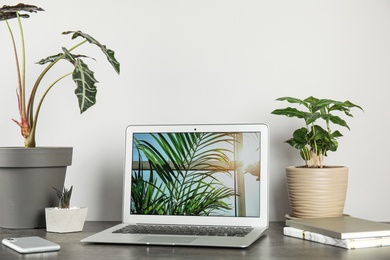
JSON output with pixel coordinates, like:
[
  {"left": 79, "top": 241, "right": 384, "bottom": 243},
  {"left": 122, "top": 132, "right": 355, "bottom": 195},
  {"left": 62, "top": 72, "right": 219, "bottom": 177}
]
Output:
[{"left": 131, "top": 132, "right": 238, "bottom": 216}]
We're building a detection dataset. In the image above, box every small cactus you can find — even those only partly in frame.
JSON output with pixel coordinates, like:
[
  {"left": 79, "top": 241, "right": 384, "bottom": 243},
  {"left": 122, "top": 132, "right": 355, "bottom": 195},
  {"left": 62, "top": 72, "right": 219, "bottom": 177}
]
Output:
[{"left": 53, "top": 186, "right": 73, "bottom": 209}]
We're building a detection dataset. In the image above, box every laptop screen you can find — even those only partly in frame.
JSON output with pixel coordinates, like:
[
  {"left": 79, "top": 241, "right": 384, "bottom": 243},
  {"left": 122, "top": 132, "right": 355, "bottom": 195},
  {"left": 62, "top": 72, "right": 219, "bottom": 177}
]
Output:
[{"left": 126, "top": 124, "right": 268, "bottom": 221}]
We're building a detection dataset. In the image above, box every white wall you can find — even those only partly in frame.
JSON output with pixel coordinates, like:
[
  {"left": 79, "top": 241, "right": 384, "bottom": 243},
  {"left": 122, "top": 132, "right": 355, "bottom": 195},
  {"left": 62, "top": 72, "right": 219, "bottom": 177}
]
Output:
[{"left": 1, "top": 0, "right": 389, "bottom": 221}]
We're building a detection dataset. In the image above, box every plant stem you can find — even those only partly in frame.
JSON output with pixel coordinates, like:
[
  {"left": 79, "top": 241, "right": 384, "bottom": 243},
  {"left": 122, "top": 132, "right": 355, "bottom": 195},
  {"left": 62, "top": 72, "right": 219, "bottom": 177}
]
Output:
[
  {"left": 5, "top": 20, "right": 22, "bottom": 101},
  {"left": 17, "top": 12, "right": 26, "bottom": 117},
  {"left": 28, "top": 39, "right": 87, "bottom": 119},
  {"left": 25, "top": 39, "right": 88, "bottom": 147},
  {"left": 5, "top": 19, "right": 28, "bottom": 130},
  {"left": 25, "top": 72, "right": 73, "bottom": 147}
]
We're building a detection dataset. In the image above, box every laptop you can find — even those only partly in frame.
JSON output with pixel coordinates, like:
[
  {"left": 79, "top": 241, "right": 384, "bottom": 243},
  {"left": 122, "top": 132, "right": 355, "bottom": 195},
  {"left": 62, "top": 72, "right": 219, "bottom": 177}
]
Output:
[{"left": 81, "top": 123, "right": 269, "bottom": 248}]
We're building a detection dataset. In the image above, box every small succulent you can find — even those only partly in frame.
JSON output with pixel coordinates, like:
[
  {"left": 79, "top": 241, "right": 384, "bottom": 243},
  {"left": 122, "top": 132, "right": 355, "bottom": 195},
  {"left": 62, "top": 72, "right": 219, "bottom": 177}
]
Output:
[{"left": 53, "top": 186, "right": 73, "bottom": 209}]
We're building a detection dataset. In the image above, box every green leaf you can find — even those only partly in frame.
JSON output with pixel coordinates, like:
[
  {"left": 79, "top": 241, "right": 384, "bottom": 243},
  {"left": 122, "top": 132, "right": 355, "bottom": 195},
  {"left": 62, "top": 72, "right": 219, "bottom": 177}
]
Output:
[
  {"left": 312, "top": 98, "right": 336, "bottom": 112},
  {"left": 285, "top": 138, "right": 304, "bottom": 150},
  {"left": 285, "top": 128, "right": 308, "bottom": 150},
  {"left": 0, "top": 4, "right": 44, "bottom": 21},
  {"left": 329, "top": 100, "right": 364, "bottom": 116},
  {"left": 36, "top": 53, "right": 63, "bottom": 64},
  {"left": 271, "top": 107, "right": 306, "bottom": 118},
  {"left": 52, "top": 185, "right": 73, "bottom": 208},
  {"left": 292, "top": 127, "right": 308, "bottom": 144},
  {"left": 331, "top": 130, "right": 343, "bottom": 138},
  {"left": 311, "top": 125, "right": 328, "bottom": 141},
  {"left": 326, "top": 114, "right": 350, "bottom": 129},
  {"left": 303, "top": 96, "right": 320, "bottom": 105},
  {"left": 328, "top": 139, "right": 339, "bottom": 152},
  {"left": 63, "top": 30, "right": 120, "bottom": 74},
  {"left": 0, "top": 4, "right": 44, "bottom": 13},
  {"left": 299, "top": 147, "right": 311, "bottom": 161},
  {"left": 36, "top": 53, "right": 90, "bottom": 65},
  {"left": 305, "top": 113, "right": 321, "bottom": 125},
  {"left": 275, "top": 96, "right": 310, "bottom": 109},
  {"left": 62, "top": 48, "right": 98, "bottom": 113}
]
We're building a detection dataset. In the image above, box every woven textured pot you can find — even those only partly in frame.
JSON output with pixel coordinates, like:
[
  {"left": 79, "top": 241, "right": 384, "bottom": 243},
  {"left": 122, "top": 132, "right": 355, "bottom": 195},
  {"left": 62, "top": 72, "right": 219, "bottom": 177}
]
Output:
[{"left": 286, "top": 166, "right": 348, "bottom": 218}]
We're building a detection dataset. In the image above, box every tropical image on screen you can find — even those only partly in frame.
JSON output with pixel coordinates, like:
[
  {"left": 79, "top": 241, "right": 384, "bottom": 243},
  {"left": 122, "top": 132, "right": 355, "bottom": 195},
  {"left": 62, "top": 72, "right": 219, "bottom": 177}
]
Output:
[{"left": 130, "top": 132, "right": 261, "bottom": 217}]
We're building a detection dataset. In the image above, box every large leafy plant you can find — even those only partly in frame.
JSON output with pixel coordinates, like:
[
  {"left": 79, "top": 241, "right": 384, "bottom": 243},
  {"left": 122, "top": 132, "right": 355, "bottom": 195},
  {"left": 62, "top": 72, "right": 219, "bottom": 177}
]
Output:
[
  {"left": 271, "top": 96, "right": 363, "bottom": 168},
  {"left": 131, "top": 132, "right": 237, "bottom": 216},
  {"left": 0, "top": 4, "right": 120, "bottom": 147}
]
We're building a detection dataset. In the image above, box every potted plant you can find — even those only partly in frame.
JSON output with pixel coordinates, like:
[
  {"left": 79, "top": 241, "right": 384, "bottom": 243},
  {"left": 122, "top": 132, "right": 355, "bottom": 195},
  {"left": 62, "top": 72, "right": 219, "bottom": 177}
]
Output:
[
  {"left": 46, "top": 186, "right": 88, "bottom": 233},
  {"left": 271, "top": 96, "right": 363, "bottom": 218},
  {"left": 0, "top": 4, "right": 120, "bottom": 228}
]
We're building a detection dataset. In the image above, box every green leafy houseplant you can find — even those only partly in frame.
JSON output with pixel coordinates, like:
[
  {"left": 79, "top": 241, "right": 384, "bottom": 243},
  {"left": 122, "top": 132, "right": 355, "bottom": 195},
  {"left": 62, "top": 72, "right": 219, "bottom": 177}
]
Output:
[
  {"left": 53, "top": 186, "right": 73, "bottom": 209},
  {"left": 271, "top": 96, "right": 363, "bottom": 168},
  {"left": 0, "top": 3, "right": 120, "bottom": 147}
]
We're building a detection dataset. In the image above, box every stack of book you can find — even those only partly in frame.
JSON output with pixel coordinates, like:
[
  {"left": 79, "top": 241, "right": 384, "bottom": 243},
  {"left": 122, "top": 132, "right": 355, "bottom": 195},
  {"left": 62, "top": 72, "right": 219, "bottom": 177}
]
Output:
[{"left": 284, "top": 216, "right": 390, "bottom": 249}]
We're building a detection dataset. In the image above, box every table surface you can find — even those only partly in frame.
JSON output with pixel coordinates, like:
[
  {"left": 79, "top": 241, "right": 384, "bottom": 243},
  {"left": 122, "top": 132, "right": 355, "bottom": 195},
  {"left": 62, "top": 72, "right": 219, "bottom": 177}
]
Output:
[{"left": 1, "top": 221, "right": 390, "bottom": 259}]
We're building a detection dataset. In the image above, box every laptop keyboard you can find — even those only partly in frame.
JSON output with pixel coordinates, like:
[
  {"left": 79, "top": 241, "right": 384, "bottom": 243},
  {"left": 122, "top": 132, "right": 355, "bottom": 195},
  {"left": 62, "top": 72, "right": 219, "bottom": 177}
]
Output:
[{"left": 113, "top": 224, "right": 254, "bottom": 237}]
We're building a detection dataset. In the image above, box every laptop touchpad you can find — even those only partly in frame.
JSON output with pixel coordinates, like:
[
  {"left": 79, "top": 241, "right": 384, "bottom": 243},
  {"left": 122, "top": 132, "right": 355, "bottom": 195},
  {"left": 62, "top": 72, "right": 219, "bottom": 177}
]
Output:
[{"left": 138, "top": 236, "right": 196, "bottom": 244}]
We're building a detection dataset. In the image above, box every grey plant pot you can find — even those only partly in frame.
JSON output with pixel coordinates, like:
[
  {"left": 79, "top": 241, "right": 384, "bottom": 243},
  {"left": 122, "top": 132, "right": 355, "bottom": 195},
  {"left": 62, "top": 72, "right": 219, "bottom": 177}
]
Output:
[{"left": 0, "top": 147, "right": 73, "bottom": 229}]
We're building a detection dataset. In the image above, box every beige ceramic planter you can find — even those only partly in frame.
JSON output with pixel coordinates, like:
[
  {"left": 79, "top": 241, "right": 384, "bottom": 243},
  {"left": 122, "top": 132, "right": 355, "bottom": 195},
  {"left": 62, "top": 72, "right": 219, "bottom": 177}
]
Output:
[{"left": 286, "top": 166, "right": 348, "bottom": 218}]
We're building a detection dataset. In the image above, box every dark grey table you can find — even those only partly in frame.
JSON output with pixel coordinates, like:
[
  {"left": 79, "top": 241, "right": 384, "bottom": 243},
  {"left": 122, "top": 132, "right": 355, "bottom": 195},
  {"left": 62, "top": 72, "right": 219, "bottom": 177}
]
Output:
[{"left": 1, "top": 221, "right": 390, "bottom": 259}]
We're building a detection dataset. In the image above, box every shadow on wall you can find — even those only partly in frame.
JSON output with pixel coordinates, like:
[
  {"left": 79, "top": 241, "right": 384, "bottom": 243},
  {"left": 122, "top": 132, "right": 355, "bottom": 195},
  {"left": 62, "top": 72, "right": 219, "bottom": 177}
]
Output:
[
  {"left": 269, "top": 125, "right": 297, "bottom": 220},
  {"left": 97, "top": 164, "right": 123, "bottom": 221},
  {"left": 271, "top": 166, "right": 290, "bottom": 220}
]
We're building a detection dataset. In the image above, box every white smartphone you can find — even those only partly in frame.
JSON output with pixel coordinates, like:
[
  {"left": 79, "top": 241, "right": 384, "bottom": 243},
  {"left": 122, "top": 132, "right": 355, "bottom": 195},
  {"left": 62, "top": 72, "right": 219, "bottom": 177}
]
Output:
[{"left": 2, "top": 236, "right": 60, "bottom": 254}]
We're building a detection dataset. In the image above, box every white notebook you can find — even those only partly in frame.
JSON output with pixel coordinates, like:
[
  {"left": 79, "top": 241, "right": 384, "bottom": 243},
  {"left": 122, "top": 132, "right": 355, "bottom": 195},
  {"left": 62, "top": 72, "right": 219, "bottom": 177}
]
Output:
[
  {"left": 284, "top": 226, "right": 390, "bottom": 249},
  {"left": 286, "top": 216, "right": 390, "bottom": 239}
]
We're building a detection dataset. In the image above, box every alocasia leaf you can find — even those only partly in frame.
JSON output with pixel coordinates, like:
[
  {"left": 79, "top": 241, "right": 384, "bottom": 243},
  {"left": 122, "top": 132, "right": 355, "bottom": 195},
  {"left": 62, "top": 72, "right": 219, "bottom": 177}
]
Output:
[
  {"left": 62, "top": 47, "right": 98, "bottom": 113},
  {"left": 0, "top": 4, "right": 43, "bottom": 20},
  {"left": 63, "top": 30, "right": 120, "bottom": 74}
]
